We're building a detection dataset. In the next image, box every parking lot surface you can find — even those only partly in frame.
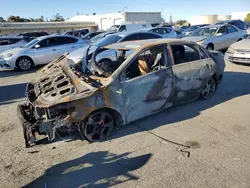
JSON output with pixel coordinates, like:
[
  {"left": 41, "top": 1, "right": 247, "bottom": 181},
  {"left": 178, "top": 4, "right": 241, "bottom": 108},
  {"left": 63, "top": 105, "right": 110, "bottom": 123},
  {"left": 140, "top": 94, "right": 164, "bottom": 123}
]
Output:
[{"left": 0, "top": 61, "right": 250, "bottom": 188}]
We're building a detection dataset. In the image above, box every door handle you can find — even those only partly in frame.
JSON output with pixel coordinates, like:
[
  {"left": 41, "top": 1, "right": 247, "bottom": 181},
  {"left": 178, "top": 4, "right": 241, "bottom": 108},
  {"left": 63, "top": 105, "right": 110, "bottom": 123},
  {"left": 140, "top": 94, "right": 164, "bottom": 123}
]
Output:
[{"left": 53, "top": 49, "right": 56, "bottom": 51}]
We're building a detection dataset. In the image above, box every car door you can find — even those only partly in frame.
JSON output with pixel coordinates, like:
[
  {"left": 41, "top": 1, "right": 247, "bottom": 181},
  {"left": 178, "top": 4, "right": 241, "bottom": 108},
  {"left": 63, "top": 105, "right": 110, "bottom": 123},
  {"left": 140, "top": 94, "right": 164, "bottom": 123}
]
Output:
[
  {"left": 170, "top": 43, "right": 215, "bottom": 104},
  {"left": 119, "top": 45, "right": 174, "bottom": 122},
  {"left": 214, "top": 26, "right": 231, "bottom": 49},
  {"left": 32, "top": 37, "right": 63, "bottom": 64},
  {"left": 226, "top": 25, "right": 241, "bottom": 45},
  {"left": 54, "top": 36, "right": 81, "bottom": 55}
]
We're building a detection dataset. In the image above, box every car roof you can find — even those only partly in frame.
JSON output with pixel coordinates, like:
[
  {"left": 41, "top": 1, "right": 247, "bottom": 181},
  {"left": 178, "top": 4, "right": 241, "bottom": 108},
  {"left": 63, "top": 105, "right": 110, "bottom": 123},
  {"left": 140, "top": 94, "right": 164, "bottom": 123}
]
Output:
[
  {"left": 104, "top": 39, "right": 195, "bottom": 50},
  {"left": 0, "top": 36, "right": 26, "bottom": 39},
  {"left": 36, "top": 34, "right": 80, "bottom": 41},
  {"left": 200, "top": 24, "right": 223, "bottom": 28},
  {"left": 109, "top": 31, "right": 161, "bottom": 38},
  {"left": 201, "top": 24, "right": 235, "bottom": 29}
]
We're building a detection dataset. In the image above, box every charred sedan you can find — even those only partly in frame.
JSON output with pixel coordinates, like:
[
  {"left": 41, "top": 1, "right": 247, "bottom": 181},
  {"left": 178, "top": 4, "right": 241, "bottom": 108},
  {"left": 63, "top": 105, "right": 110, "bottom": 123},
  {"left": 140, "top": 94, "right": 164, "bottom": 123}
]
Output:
[{"left": 17, "top": 39, "right": 225, "bottom": 147}]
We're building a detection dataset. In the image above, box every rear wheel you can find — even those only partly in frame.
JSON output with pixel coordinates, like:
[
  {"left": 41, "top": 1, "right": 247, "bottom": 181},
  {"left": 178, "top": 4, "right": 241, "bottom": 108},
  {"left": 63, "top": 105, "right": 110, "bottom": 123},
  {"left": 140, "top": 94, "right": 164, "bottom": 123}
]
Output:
[
  {"left": 206, "top": 44, "right": 214, "bottom": 51},
  {"left": 200, "top": 78, "right": 217, "bottom": 100},
  {"left": 82, "top": 111, "right": 114, "bottom": 142},
  {"left": 16, "top": 57, "right": 34, "bottom": 71}
]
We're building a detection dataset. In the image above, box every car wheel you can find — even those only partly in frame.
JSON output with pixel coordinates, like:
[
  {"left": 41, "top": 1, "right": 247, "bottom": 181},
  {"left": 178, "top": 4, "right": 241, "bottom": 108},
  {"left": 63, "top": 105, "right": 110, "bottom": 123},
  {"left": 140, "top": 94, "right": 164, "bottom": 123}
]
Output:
[
  {"left": 200, "top": 78, "right": 217, "bottom": 100},
  {"left": 16, "top": 57, "right": 34, "bottom": 71},
  {"left": 83, "top": 111, "right": 114, "bottom": 142},
  {"left": 206, "top": 44, "right": 214, "bottom": 51}
]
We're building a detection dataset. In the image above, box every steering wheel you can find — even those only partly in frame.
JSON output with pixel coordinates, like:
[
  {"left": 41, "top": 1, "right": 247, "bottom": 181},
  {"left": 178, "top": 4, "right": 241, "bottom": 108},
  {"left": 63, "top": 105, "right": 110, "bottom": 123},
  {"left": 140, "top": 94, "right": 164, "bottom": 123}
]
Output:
[{"left": 153, "top": 65, "right": 167, "bottom": 71}]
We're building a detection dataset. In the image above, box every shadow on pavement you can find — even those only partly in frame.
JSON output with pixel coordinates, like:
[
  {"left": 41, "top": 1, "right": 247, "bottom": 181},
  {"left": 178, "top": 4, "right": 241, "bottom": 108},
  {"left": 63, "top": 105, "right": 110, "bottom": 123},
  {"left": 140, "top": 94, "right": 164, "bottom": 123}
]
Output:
[
  {"left": 0, "top": 67, "right": 39, "bottom": 78},
  {"left": 110, "top": 71, "right": 250, "bottom": 141},
  {"left": 23, "top": 151, "right": 152, "bottom": 188},
  {"left": 0, "top": 83, "right": 27, "bottom": 105}
]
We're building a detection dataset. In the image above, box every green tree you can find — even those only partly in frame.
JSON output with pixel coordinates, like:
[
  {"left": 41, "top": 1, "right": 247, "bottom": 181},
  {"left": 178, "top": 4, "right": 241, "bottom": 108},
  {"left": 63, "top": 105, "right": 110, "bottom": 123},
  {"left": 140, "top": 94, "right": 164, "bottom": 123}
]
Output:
[
  {"left": 50, "top": 13, "right": 65, "bottom": 22},
  {"left": 175, "top": 19, "right": 188, "bottom": 26},
  {"left": 244, "top": 13, "right": 250, "bottom": 22},
  {"left": 7, "top": 15, "right": 17, "bottom": 22},
  {"left": 0, "top": 17, "right": 6, "bottom": 22}
]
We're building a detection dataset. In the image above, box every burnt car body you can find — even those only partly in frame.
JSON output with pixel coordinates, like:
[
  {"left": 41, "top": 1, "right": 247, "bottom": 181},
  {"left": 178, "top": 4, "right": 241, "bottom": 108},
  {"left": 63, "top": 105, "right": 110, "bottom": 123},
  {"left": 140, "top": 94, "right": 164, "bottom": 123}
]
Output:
[{"left": 17, "top": 39, "right": 225, "bottom": 147}]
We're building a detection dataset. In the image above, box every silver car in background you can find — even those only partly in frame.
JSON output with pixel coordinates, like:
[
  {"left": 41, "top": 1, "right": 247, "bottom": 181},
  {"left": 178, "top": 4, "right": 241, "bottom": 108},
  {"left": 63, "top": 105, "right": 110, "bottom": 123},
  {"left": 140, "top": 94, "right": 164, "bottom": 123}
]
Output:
[
  {"left": 142, "top": 27, "right": 178, "bottom": 38},
  {"left": 67, "top": 31, "right": 162, "bottom": 65},
  {"left": 185, "top": 24, "right": 247, "bottom": 50},
  {"left": 0, "top": 36, "right": 29, "bottom": 53},
  {"left": 225, "top": 35, "right": 250, "bottom": 64},
  {"left": 0, "top": 35, "right": 88, "bottom": 70}
]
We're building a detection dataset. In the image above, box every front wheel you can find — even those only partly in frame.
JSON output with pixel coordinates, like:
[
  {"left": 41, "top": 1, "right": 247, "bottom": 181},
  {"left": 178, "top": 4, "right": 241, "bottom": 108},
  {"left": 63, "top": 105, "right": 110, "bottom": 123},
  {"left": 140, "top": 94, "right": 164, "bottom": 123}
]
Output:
[
  {"left": 16, "top": 57, "right": 34, "bottom": 71},
  {"left": 82, "top": 111, "right": 114, "bottom": 142},
  {"left": 200, "top": 78, "right": 217, "bottom": 100}
]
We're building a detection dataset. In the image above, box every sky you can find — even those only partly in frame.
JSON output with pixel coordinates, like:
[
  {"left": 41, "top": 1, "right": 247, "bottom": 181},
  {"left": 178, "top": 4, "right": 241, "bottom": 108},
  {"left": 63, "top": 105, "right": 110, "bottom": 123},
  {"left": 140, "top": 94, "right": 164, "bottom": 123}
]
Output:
[{"left": 1, "top": 0, "right": 250, "bottom": 21}]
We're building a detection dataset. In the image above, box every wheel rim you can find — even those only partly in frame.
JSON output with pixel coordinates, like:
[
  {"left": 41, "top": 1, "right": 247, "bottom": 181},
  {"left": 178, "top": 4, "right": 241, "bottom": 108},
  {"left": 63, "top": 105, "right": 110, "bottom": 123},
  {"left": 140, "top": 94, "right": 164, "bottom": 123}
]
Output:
[
  {"left": 19, "top": 59, "right": 32, "bottom": 70},
  {"left": 201, "top": 79, "right": 216, "bottom": 99},
  {"left": 84, "top": 112, "right": 114, "bottom": 142}
]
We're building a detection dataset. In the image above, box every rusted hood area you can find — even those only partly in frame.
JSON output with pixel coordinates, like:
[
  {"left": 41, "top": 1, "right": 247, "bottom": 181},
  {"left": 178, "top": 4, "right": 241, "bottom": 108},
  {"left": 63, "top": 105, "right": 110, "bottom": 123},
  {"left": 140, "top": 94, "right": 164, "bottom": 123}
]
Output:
[{"left": 27, "top": 55, "right": 97, "bottom": 108}]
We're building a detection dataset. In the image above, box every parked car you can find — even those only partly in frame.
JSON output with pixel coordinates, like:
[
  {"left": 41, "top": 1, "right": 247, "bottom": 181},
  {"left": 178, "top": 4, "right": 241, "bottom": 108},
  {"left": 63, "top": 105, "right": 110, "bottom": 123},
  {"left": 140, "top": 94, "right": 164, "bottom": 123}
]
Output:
[
  {"left": 113, "top": 23, "right": 153, "bottom": 32},
  {"left": 142, "top": 27, "right": 178, "bottom": 38},
  {"left": 225, "top": 35, "right": 250, "bottom": 64},
  {"left": 67, "top": 31, "right": 162, "bottom": 65},
  {"left": 0, "top": 35, "right": 88, "bottom": 70},
  {"left": 81, "top": 31, "right": 105, "bottom": 40},
  {"left": 17, "top": 39, "right": 225, "bottom": 147},
  {"left": 17, "top": 31, "right": 48, "bottom": 40},
  {"left": 182, "top": 24, "right": 210, "bottom": 36},
  {"left": 216, "top": 20, "right": 247, "bottom": 30},
  {"left": 174, "top": 29, "right": 185, "bottom": 38},
  {"left": 179, "top": 25, "right": 190, "bottom": 32},
  {"left": 64, "top": 29, "right": 90, "bottom": 38},
  {"left": 184, "top": 24, "right": 247, "bottom": 50},
  {"left": 0, "top": 36, "right": 29, "bottom": 54}
]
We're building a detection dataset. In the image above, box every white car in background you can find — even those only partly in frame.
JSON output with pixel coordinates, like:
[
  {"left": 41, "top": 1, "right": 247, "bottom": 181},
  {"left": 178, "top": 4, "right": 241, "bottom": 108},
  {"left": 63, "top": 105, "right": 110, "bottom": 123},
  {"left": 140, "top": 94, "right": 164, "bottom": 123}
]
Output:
[
  {"left": 185, "top": 24, "right": 247, "bottom": 50},
  {"left": 0, "top": 36, "right": 29, "bottom": 53},
  {"left": 142, "top": 27, "right": 179, "bottom": 38},
  {"left": 225, "top": 35, "right": 250, "bottom": 64},
  {"left": 0, "top": 35, "right": 88, "bottom": 70}
]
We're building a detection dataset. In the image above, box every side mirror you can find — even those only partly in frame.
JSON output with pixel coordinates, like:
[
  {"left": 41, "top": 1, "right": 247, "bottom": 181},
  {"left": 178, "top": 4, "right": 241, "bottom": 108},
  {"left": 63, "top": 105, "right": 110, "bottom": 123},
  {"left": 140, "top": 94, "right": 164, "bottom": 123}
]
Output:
[
  {"left": 34, "top": 44, "right": 40, "bottom": 49},
  {"left": 216, "top": 33, "right": 223, "bottom": 37}
]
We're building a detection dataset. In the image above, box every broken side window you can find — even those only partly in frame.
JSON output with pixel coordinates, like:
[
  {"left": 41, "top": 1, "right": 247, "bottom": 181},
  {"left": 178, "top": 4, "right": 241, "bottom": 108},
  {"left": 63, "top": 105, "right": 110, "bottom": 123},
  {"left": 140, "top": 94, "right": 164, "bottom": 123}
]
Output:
[
  {"left": 171, "top": 44, "right": 201, "bottom": 65},
  {"left": 124, "top": 45, "right": 167, "bottom": 80}
]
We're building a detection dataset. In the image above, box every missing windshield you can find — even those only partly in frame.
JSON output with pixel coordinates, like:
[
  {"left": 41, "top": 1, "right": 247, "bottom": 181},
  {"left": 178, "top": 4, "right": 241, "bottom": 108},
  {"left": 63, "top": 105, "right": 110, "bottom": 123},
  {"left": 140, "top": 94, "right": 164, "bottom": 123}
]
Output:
[{"left": 72, "top": 46, "right": 134, "bottom": 78}]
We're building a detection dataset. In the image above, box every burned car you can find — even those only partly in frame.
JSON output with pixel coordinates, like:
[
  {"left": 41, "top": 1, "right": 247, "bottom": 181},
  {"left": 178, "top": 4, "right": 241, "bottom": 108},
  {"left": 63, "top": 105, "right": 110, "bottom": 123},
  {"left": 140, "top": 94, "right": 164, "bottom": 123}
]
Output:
[{"left": 17, "top": 39, "right": 225, "bottom": 147}]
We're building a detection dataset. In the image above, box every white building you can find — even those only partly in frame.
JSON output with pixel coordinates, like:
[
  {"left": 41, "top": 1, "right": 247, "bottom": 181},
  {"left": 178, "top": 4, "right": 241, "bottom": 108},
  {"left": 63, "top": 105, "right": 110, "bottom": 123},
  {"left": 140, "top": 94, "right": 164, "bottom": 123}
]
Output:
[
  {"left": 67, "top": 12, "right": 162, "bottom": 30},
  {"left": 231, "top": 11, "right": 250, "bottom": 21},
  {"left": 190, "top": 15, "right": 218, "bottom": 25}
]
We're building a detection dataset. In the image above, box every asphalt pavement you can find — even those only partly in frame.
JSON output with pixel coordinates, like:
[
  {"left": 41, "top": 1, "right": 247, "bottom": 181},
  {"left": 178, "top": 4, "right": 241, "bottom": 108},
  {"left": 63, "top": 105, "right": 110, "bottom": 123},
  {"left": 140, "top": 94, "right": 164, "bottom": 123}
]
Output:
[{"left": 0, "top": 60, "right": 250, "bottom": 188}]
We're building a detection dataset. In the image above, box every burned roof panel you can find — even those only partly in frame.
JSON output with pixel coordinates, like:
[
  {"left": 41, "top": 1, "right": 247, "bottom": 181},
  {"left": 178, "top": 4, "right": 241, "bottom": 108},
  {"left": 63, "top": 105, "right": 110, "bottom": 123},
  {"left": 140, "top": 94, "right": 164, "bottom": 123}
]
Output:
[{"left": 104, "top": 39, "right": 196, "bottom": 50}]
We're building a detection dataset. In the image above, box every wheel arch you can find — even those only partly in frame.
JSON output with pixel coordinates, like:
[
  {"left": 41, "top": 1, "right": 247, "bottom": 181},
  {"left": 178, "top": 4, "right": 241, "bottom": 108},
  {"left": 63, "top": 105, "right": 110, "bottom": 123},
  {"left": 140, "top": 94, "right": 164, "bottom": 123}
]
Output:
[
  {"left": 207, "top": 43, "right": 214, "bottom": 49},
  {"left": 15, "top": 56, "right": 35, "bottom": 68},
  {"left": 84, "top": 107, "right": 124, "bottom": 127}
]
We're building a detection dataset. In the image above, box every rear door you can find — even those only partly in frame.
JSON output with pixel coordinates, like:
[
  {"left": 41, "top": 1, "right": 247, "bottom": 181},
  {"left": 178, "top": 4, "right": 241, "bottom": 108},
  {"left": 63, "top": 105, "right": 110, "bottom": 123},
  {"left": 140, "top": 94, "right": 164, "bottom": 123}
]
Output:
[
  {"left": 170, "top": 43, "right": 215, "bottom": 104},
  {"left": 55, "top": 36, "right": 80, "bottom": 53},
  {"left": 226, "top": 25, "right": 241, "bottom": 45},
  {"left": 119, "top": 45, "right": 174, "bottom": 122},
  {"left": 214, "top": 26, "right": 229, "bottom": 50}
]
